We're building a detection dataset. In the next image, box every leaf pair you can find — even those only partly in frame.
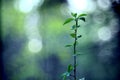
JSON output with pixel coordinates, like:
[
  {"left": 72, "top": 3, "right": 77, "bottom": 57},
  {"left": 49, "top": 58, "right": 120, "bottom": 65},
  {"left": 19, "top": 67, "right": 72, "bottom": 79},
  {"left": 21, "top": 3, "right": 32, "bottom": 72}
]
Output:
[
  {"left": 71, "top": 12, "right": 77, "bottom": 17},
  {"left": 78, "top": 14, "right": 87, "bottom": 22},
  {"left": 63, "top": 13, "right": 87, "bottom": 25},
  {"left": 71, "top": 12, "right": 87, "bottom": 18},
  {"left": 70, "top": 33, "right": 82, "bottom": 39},
  {"left": 62, "top": 64, "right": 74, "bottom": 80}
]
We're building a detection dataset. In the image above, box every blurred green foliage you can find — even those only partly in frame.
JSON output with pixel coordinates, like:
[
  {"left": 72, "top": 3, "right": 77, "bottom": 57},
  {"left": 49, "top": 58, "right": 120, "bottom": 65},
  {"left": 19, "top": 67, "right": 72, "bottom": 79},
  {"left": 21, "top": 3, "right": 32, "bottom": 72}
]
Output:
[{"left": 1, "top": 0, "right": 118, "bottom": 80}]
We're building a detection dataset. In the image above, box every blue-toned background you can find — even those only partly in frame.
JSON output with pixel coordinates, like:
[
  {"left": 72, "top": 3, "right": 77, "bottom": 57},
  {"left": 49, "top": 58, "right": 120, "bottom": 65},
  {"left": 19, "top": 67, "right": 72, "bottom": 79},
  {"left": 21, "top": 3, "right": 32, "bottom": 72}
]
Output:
[{"left": 1, "top": 0, "right": 120, "bottom": 80}]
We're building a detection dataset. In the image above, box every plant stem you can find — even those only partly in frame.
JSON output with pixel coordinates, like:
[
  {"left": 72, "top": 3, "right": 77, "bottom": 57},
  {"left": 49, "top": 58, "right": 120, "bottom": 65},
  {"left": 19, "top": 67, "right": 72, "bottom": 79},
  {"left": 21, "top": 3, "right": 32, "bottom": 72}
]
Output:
[{"left": 73, "top": 18, "right": 78, "bottom": 80}]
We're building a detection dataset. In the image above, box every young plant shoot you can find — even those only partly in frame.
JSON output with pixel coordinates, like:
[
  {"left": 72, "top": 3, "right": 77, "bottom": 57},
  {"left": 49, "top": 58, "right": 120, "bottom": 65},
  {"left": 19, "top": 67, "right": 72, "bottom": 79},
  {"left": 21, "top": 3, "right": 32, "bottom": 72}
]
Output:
[{"left": 62, "top": 12, "right": 87, "bottom": 80}]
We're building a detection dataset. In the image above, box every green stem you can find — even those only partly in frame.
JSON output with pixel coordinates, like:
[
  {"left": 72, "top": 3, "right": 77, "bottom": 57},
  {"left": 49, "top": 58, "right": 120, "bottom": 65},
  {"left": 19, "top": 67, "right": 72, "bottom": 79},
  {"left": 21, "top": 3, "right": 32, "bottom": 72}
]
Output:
[{"left": 74, "top": 18, "right": 78, "bottom": 80}]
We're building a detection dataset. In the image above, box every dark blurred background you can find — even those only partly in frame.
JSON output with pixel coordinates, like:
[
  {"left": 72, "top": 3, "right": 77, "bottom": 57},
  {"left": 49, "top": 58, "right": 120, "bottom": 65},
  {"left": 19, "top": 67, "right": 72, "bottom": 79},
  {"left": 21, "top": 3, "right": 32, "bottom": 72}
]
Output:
[{"left": 0, "top": 0, "right": 120, "bottom": 80}]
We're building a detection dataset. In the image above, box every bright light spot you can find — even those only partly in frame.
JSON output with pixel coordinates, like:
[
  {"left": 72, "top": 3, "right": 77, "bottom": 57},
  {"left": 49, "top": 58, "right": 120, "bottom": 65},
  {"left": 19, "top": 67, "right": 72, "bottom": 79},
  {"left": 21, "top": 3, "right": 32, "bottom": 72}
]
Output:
[
  {"left": 98, "top": 27, "right": 112, "bottom": 41},
  {"left": 97, "top": 0, "right": 111, "bottom": 10},
  {"left": 15, "top": 0, "right": 44, "bottom": 13},
  {"left": 28, "top": 38, "right": 42, "bottom": 53},
  {"left": 67, "top": 0, "right": 96, "bottom": 13}
]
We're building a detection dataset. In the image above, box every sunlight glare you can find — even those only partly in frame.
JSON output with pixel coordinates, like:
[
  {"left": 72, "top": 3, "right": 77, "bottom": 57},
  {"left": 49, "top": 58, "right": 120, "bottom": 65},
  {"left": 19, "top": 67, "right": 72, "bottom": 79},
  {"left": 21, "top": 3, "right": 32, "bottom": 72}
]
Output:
[
  {"left": 28, "top": 38, "right": 42, "bottom": 53},
  {"left": 15, "top": 0, "right": 44, "bottom": 13},
  {"left": 98, "top": 27, "right": 112, "bottom": 41},
  {"left": 97, "top": 0, "right": 111, "bottom": 10},
  {"left": 67, "top": 0, "right": 96, "bottom": 13}
]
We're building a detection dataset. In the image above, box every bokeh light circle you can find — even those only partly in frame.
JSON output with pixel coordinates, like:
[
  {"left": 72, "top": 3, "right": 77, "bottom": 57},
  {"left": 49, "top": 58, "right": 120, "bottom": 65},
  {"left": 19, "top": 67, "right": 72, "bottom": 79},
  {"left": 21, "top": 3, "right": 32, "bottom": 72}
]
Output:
[
  {"left": 28, "top": 38, "right": 42, "bottom": 53},
  {"left": 98, "top": 27, "right": 112, "bottom": 41}
]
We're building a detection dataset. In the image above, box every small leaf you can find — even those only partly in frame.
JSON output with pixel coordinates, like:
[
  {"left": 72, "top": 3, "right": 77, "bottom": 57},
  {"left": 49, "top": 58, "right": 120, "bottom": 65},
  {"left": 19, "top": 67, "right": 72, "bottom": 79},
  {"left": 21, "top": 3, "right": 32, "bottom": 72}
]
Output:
[
  {"left": 77, "top": 25, "right": 80, "bottom": 28},
  {"left": 79, "top": 17, "right": 86, "bottom": 22},
  {"left": 70, "top": 33, "right": 76, "bottom": 38},
  {"left": 78, "top": 35, "right": 82, "bottom": 38},
  {"left": 71, "top": 12, "right": 77, "bottom": 17},
  {"left": 63, "top": 75, "right": 67, "bottom": 80},
  {"left": 61, "top": 72, "right": 67, "bottom": 80},
  {"left": 62, "top": 72, "right": 70, "bottom": 77},
  {"left": 66, "top": 72, "right": 70, "bottom": 76},
  {"left": 71, "top": 25, "right": 76, "bottom": 30},
  {"left": 63, "top": 18, "right": 74, "bottom": 25},
  {"left": 73, "top": 53, "right": 83, "bottom": 56},
  {"left": 65, "top": 45, "right": 72, "bottom": 47},
  {"left": 67, "top": 64, "right": 74, "bottom": 72},
  {"left": 74, "top": 53, "right": 85, "bottom": 56},
  {"left": 78, "top": 14, "right": 87, "bottom": 18}
]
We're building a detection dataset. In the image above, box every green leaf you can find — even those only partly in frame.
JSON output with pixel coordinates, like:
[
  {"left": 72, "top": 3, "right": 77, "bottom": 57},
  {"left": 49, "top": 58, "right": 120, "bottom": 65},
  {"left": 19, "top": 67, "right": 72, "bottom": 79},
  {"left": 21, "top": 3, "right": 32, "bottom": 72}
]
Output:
[
  {"left": 62, "top": 73, "right": 67, "bottom": 80},
  {"left": 63, "top": 18, "right": 74, "bottom": 25},
  {"left": 71, "top": 12, "right": 77, "bottom": 17},
  {"left": 78, "top": 14, "right": 87, "bottom": 18},
  {"left": 70, "top": 33, "right": 76, "bottom": 38},
  {"left": 67, "top": 64, "right": 74, "bottom": 72},
  {"left": 65, "top": 45, "right": 72, "bottom": 47},
  {"left": 73, "top": 53, "right": 82, "bottom": 56},
  {"left": 77, "top": 25, "right": 80, "bottom": 28},
  {"left": 78, "top": 35, "right": 82, "bottom": 38},
  {"left": 79, "top": 17, "right": 86, "bottom": 22},
  {"left": 71, "top": 25, "right": 76, "bottom": 30},
  {"left": 76, "top": 53, "right": 86, "bottom": 56},
  {"left": 62, "top": 72, "right": 67, "bottom": 80},
  {"left": 62, "top": 72, "right": 70, "bottom": 77},
  {"left": 63, "top": 75, "right": 67, "bottom": 80}
]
